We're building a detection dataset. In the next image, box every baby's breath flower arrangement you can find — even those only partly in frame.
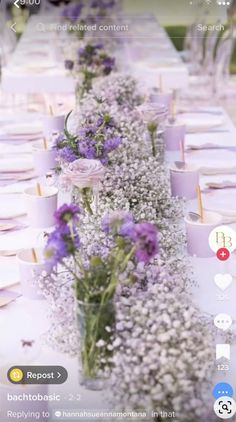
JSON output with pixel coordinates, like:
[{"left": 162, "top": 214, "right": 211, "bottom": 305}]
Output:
[
  {"left": 81, "top": 73, "right": 144, "bottom": 110},
  {"left": 110, "top": 281, "right": 215, "bottom": 422}
]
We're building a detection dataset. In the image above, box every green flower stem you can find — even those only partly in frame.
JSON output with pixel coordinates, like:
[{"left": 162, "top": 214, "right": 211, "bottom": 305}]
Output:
[
  {"left": 87, "top": 305, "right": 108, "bottom": 362},
  {"left": 150, "top": 130, "right": 156, "bottom": 157},
  {"left": 81, "top": 187, "right": 93, "bottom": 215},
  {"left": 119, "top": 246, "right": 136, "bottom": 273},
  {"left": 147, "top": 122, "right": 158, "bottom": 157}
]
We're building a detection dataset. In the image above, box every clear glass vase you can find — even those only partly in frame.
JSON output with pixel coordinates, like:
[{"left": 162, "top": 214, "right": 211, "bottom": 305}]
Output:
[
  {"left": 77, "top": 300, "right": 115, "bottom": 391},
  {"left": 72, "top": 185, "right": 99, "bottom": 216},
  {"left": 144, "top": 130, "right": 165, "bottom": 164}
]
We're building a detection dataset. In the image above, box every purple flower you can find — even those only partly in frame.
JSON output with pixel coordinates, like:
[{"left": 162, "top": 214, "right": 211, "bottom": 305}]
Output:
[
  {"left": 54, "top": 204, "right": 81, "bottom": 227},
  {"left": 104, "top": 136, "right": 121, "bottom": 153},
  {"left": 61, "top": 4, "right": 83, "bottom": 22},
  {"left": 78, "top": 140, "right": 96, "bottom": 159},
  {"left": 61, "top": 7, "right": 69, "bottom": 18},
  {"left": 131, "top": 223, "right": 159, "bottom": 264},
  {"left": 53, "top": 134, "right": 78, "bottom": 163},
  {"left": 95, "top": 115, "right": 114, "bottom": 129},
  {"left": 53, "top": 134, "right": 64, "bottom": 149},
  {"left": 119, "top": 221, "right": 136, "bottom": 238},
  {"left": 64, "top": 60, "right": 74, "bottom": 71},
  {"left": 100, "top": 156, "right": 109, "bottom": 166},
  {"left": 102, "top": 56, "right": 115, "bottom": 75},
  {"left": 44, "top": 229, "right": 68, "bottom": 268},
  {"left": 94, "top": 43, "right": 104, "bottom": 49},
  {"left": 58, "top": 146, "right": 77, "bottom": 163},
  {"left": 95, "top": 116, "right": 104, "bottom": 128},
  {"left": 68, "top": 4, "right": 83, "bottom": 22},
  {"left": 78, "top": 126, "right": 96, "bottom": 137},
  {"left": 78, "top": 47, "right": 85, "bottom": 57},
  {"left": 103, "top": 56, "right": 115, "bottom": 67},
  {"left": 44, "top": 226, "right": 80, "bottom": 269},
  {"left": 102, "top": 211, "right": 134, "bottom": 234}
]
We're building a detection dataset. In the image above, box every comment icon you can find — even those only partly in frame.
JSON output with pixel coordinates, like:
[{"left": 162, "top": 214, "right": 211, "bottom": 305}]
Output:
[{"left": 214, "top": 313, "right": 232, "bottom": 331}]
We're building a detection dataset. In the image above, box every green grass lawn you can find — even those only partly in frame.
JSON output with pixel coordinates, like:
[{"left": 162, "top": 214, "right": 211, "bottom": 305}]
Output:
[{"left": 165, "top": 25, "right": 236, "bottom": 74}]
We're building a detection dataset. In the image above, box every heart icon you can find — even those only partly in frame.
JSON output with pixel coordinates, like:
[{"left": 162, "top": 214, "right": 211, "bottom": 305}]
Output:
[{"left": 214, "top": 273, "right": 233, "bottom": 291}]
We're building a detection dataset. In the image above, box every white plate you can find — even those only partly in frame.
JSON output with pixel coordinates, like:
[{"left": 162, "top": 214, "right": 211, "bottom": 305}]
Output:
[
  {"left": 0, "top": 258, "right": 19, "bottom": 289},
  {"left": 187, "top": 149, "right": 236, "bottom": 175},
  {"left": 0, "top": 157, "right": 33, "bottom": 173},
  {"left": 0, "top": 194, "right": 26, "bottom": 219},
  {"left": 0, "top": 227, "right": 46, "bottom": 254},
  {"left": 0, "top": 142, "right": 32, "bottom": 154}
]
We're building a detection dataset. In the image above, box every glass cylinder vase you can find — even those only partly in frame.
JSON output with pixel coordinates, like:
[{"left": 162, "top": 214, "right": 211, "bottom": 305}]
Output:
[
  {"left": 144, "top": 130, "right": 165, "bottom": 164},
  {"left": 77, "top": 300, "right": 115, "bottom": 391},
  {"left": 72, "top": 185, "right": 99, "bottom": 216}
]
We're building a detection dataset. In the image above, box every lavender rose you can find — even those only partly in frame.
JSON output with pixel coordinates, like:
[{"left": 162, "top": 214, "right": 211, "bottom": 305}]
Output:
[
  {"left": 137, "top": 103, "right": 168, "bottom": 157},
  {"left": 64, "top": 159, "right": 105, "bottom": 188},
  {"left": 137, "top": 103, "right": 168, "bottom": 125}
]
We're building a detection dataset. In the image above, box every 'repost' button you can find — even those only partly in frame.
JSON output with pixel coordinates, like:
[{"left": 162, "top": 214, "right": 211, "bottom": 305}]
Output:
[{"left": 7, "top": 366, "right": 68, "bottom": 384}]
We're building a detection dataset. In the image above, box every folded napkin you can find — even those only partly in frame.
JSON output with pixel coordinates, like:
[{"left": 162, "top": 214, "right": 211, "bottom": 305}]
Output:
[
  {"left": 186, "top": 132, "right": 236, "bottom": 150},
  {"left": 187, "top": 149, "right": 236, "bottom": 175},
  {"left": 201, "top": 174, "right": 236, "bottom": 190},
  {"left": 202, "top": 188, "right": 236, "bottom": 220},
  {"left": 178, "top": 113, "right": 225, "bottom": 133}
]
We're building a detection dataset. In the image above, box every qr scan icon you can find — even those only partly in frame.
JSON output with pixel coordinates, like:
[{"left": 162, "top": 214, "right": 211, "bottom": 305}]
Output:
[{"left": 214, "top": 397, "right": 236, "bottom": 419}]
